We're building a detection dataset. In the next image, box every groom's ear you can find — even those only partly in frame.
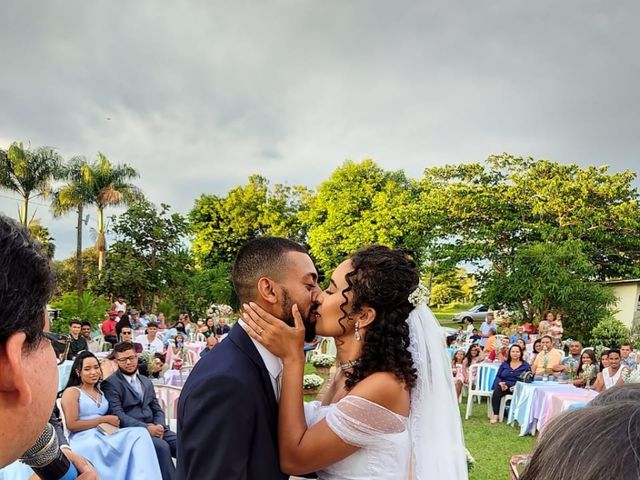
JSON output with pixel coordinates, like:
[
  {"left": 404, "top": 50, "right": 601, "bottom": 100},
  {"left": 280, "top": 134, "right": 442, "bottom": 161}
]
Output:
[{"left": 256, "top": 277, "right": 279, "bottom": 305}]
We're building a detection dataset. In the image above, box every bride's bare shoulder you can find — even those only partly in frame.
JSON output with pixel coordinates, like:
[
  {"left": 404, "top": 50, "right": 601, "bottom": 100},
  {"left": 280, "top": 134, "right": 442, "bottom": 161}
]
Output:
[{"left": 348, "top": 372, "right": 410, "bottom": 416}]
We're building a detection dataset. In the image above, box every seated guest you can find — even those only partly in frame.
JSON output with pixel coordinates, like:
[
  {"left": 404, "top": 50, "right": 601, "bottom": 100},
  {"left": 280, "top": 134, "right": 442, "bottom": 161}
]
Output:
[
  {"left": 530, "top": 338, "right": 542, "bottom": 363},
  {"left": 451, "top": 349, "right": 466, "bottom": 398},
  {"left": 170, "top": 333, "right": 194, "bottom": 368},
  {"left": 139, "top": 310, "right": 150, "bottom": 329},
  {"left": 66, "top": 319, "right": 88, "bottom": 360},
  {"left": 181, "top": 313, "right": 194, "bottom": 335},
  {"left": 516, "top": 338, "right": 533, "bottom": 363},
  {"left": 157, "top": 312, "right": 168, "bottom": 329},
  {"left": 490, "top": 344, "right": 531, "bottom": 424},
  {"left": 60, "top": 351, "right": 162, "bottom": 479},
  {"left": 483, "top": 328, "right": 498, "bottom": 355},
  {"left": 202, "top": 317, "right": 216, "bottom": 338},
  {"left": 101, "top": 311, "right": 118, "bottom": 346},
  {"left": 557, "top": 340, "right": 582, "bottom": 378},
  {"left": 469, "top": 328, "right": 482, "bottom": 342},
  {"left": 530, "top": 335, "right": 563, "bottom": 379},
  {"left": 146, "top": 353, "right": 169, "bottom": 380},
  {"left": 620, "top": 342, "right": 637, "bottom": 370},
  {"left": 102, "top": 342, "right": 177, "bottom": 480},
  {"left": 129, "top": 309, "right": 143, "bottom": 330},
  {"left": 135, "top": 322, "right": 164, "bottom": 353},
  {"left": 462, "top": 343, "right": 484, "bottom": 387},
  {"left": 521, "top": 402, "right": 640, "bottom": 480},
  {"left": 200, "top": 335, "right": 219, "bottom": 358},
  {"left": 488, "top": 336, "right": 510, "bottom": 362},
  {"left": 465, "top": 317, "right": 475, "bottom": 338},
  {"left": 509, "top": 326, "right": 529, "bottom": 344},
  {"left": 573, "top": 349, "right": 599, "bottom": 387},
  {"left": 119, "top": 325, "right": 143, "bottom": 353},
  {"left": 593, "top": 348, "right": 625, "bottom": 392},
  {"left": 215, "top": 317, "right": 231, "bottom": 336},
  {"left": 115, "top": 312, "right": 132, "bottom": 339},
  {"left": 80, "top": 321, "right": 101, "bottom": 353},
  {"left": 599, "top": 350, "right": 611, "bottom": 371}
]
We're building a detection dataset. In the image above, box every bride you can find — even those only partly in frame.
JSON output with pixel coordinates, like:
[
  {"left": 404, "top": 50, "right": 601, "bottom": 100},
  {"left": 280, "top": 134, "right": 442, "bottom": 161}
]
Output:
[{"left": 242, "top": 245, "right": 468, "bottom": 480}]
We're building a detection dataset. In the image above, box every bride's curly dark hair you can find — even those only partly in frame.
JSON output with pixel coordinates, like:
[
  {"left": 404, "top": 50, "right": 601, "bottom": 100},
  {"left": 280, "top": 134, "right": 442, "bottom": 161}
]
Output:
[{"left": 341, "top": 245, "right": 419, "bottom": 391}]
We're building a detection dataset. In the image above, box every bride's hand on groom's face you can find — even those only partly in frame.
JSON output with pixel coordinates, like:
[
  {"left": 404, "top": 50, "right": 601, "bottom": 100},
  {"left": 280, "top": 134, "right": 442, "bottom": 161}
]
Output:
[{"left": 242, "top": 302, "right": 305, "bottom": 362}]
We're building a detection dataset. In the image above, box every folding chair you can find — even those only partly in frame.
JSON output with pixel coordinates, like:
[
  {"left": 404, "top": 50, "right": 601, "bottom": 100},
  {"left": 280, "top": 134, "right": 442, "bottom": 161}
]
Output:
[{"left": 465, "top": 363, "right": 498, "bottom": 420}]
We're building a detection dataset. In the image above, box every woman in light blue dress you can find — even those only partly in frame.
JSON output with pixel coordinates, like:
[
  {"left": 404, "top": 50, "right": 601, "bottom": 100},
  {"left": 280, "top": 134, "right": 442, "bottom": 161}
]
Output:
[{"left": 60, "top": 351, "right": 162, "bottom": 479}]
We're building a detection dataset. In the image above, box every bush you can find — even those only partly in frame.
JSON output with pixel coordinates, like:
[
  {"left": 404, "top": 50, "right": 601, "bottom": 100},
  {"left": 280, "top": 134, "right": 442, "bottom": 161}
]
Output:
[
  {"left": 49, "top": 291, "right": 111, "bottom": 333},
  {"left": 590, "top": 317, "right": 630, "bottom": 349}
]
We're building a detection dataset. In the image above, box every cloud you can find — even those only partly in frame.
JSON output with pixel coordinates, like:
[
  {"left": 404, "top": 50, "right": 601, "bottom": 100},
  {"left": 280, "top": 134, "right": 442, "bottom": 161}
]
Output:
[{"left": 1, "top": 0, "right": 639, "bottom": 258}]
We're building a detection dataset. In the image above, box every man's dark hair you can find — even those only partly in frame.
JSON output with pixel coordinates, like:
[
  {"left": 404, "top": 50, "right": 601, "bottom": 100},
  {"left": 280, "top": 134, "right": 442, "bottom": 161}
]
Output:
[
  {"left": 232, "top": 237, "right": 308, "bottom": 304},
  {"left": 69, "top": 319, "right": 82, "bottom": 327},
  {"left": 147, "top": 321, "right": 158, "bottom": 329},
  {"left": 621, "top": 342, "right": 632, "bottom": 348},
  {"left": 113, "top": 341, "right": 136, "bottom": 354},
  {"left": 81, "top": 321, "right": 91, "bottom": 328},
  {"left": 0, "top": 215, "right": 56, "bottom": 349}
]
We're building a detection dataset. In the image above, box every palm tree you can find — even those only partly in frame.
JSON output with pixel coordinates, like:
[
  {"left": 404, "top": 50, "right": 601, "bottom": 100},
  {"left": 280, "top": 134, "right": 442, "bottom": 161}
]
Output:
[
  {"left": 0, "top": 142, "right": 62, "bottom": 226},
  {"left": 81, "top": 153, "right": 143, "bottom": 271},
  {"left": 51, "top": 157, "right": 95, "bottom": 302}
]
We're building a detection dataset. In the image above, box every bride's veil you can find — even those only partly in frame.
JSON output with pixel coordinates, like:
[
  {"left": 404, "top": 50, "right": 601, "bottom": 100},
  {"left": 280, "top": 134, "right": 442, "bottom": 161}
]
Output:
[{"left": 407, "top": 305, "right": 468, "bottom": 480}]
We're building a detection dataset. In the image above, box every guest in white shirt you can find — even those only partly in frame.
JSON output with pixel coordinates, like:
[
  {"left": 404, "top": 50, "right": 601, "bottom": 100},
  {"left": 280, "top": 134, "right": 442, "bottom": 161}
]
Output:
[
  {"left": 135, "top": 322, "right": 164, "bottom": 353},
  {"left": 113, "top": 295, "right": 127, "bottom": 315}
]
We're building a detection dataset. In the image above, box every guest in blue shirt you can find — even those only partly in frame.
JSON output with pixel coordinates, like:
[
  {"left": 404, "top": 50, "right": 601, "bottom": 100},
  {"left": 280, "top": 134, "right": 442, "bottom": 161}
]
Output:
[
  {"left": 199, "top": 335, "right": 218, "bottom": 358},
  {"left": 490, "top": 344, "right": 531, "bottom": 424},
  {"left": 509, "top": 326, "right": 530, "bottom": 344}
]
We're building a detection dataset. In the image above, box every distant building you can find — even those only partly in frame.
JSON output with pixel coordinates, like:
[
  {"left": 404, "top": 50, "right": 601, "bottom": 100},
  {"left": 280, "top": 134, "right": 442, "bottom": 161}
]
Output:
[{"left": 603, "top": 279, "right": 640, "bottom": 328}]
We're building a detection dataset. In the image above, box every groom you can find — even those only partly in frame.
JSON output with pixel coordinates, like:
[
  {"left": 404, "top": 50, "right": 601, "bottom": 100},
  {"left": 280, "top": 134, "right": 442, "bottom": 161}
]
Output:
[{"left": 176, "top": 237, "right": 320, "bottom": 480}]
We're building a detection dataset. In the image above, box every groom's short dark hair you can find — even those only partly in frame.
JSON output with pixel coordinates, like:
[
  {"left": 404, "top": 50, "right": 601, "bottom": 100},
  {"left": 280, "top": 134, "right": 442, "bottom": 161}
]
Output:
[{"left": 232, "top": 237, "right": 307, "bottom": 304}]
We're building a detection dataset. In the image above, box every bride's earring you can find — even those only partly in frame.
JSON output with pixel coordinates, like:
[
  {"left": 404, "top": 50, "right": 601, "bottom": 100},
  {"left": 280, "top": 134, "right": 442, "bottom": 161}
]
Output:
[{"left": 354, "top": 321, "right": 361, "bottom": 342}]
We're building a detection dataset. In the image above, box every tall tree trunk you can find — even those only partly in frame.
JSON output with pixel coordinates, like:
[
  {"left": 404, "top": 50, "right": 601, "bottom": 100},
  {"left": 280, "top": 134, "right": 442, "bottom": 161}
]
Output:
[
  {"left": 76, "top": 204, "right": 84, "bottom": 309},
  {"left": 21, "top": 195, "right": 29, "bottom": 227},
  {"left": 97, "top": 206, "right": 105, "bottom": 272}
]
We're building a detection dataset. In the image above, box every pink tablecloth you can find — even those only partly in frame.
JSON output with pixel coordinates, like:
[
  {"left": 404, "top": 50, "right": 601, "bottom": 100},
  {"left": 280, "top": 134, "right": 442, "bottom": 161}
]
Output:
[
  {"left": 185, "top": 342, "right": 206, "bottom": 357},
  {"left": 535, "top": 386, "right": 598, "bottom": 432}
]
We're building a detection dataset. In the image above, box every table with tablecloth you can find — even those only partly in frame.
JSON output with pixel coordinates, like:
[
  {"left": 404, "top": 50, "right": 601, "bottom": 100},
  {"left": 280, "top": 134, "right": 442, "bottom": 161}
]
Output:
[{"left": 508, "top": 381, "right": 597, "bottom": 435}]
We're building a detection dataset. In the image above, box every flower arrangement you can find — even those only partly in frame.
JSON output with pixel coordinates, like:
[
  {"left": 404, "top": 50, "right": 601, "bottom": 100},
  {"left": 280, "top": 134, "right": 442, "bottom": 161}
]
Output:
[
  {"left": 207, "top": 303, "right": 234, "bottom": 318},
  {"left": 541, "top": 346, "right": 550, "bottom": 382},
  {"left": 303, "top": 374, "right": 325, "bottom": 390},
  {"left": 622, "top": 366, "right": 638, "bottom": 383},
  {"left": 139, "top": 350, "right": 153, "bottom": 370},
  {"left": 565, "top": 358, "right": 578, "bottom": 382},
  {"left": 582, "top": 364, "right": 596, "bottom": 388},
  {"left": 310, "top": 354, "right": 336, "bottom": 368},
  {"left": 409, "top": 282, "right": 429, "bottom": 307}
]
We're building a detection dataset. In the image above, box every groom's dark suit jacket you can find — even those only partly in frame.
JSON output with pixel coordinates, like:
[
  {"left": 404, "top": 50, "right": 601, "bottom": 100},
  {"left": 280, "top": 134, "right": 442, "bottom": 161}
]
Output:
[{"left": 176, "top": 324, "right": 289, "bottom": 480}]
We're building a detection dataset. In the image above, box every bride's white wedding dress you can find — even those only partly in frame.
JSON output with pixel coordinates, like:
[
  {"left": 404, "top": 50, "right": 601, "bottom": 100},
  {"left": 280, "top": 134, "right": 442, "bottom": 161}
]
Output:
[
  {"left": 304, "top": 396, "right": 411, "bottom": 480},
  {"left": 302, "top": 305, "right": 468, "bottom": 480}
]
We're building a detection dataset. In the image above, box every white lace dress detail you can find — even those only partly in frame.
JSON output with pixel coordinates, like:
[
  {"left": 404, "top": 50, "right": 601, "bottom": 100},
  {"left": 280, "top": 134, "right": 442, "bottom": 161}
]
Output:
[{"left": 304, "top": 395, "right": 410, "bottom": 480}]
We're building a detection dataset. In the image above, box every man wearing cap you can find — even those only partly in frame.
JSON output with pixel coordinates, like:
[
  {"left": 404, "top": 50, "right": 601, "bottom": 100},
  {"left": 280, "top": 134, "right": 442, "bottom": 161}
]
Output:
[{"left": 130, "top": 309, "right": 142, "bottom": 330}]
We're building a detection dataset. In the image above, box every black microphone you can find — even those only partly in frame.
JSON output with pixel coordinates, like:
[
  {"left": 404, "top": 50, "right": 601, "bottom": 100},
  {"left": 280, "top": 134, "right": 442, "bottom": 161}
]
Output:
[{"left": 19, "top": 423, "right": 78, "bottom": 480}]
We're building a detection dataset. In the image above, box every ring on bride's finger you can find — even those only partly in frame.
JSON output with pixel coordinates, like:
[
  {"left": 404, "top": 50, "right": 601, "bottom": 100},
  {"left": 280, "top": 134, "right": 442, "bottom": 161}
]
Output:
[{"left": 259, "top": 328, "right": 264, "bottom": 334}]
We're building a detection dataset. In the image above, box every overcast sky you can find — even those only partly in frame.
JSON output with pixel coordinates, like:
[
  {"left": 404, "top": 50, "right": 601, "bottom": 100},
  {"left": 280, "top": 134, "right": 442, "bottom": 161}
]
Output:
[{"left": 1, "top": 0, "right": 639, "bottom": 259}]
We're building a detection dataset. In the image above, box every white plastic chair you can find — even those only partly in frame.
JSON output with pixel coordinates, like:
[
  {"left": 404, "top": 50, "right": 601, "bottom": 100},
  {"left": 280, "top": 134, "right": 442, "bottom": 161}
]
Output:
[
  {"left": 465, "top": 363, "right": 498, "bottom": 420},
  {"left": 56, "top": 398, "right": 70, "bottom": 439},
  {"left": 499, "top": 394, "right": 513, "bottom": 422}
]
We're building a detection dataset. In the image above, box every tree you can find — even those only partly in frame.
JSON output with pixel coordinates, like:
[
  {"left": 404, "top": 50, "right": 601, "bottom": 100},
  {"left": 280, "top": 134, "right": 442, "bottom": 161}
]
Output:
[
  {"left": 49, "top": 291, "right": 111, "bottom": 333},
  {"left": 302, "top": 160, "right": 430, "bottom": 274},
  {"left": 51, "top": 248, "right": 100, "bottom": 297},
  {"left": 420, "top": 154, "right": 640, "bottom": 280},
  {"left": 428, "top": 268, "right": 476, "bottom": 308},
  {"left": 78, "top": 153, "right": 143, "bottom": 271},
  {"left": 0, "top": 142, "right": 62, "bottom": 226},
  {"left": 190, "top": 175, "right": 309, "bottom": 268},
  {"left": 27, "top": 219, "right": 56, "bottom": 259},
  {"left": 51, "top": 157, "right": 96, "bottom": 304},
  {"left": 481, "top": 240, "right": 616, "bottom": 342},
  {"left": 95, "top": 200, "right": 190, "bottom": 310}
]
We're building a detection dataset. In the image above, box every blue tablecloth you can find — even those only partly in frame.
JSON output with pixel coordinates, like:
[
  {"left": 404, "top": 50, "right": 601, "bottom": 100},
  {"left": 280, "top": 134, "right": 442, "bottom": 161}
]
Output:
[{"left": 507, "top": 381, "right": 574, "bottom": 435}]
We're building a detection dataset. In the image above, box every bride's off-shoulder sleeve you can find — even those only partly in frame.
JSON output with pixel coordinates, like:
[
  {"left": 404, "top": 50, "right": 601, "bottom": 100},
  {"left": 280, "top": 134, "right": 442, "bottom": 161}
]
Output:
[{"left": 325, "top": 396, "right": 407, "bottom": 448}]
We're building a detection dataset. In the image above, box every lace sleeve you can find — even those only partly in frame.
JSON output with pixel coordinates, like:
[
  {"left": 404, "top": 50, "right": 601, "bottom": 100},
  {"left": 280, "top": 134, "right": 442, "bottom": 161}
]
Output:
[
  {"left": 325, "top": 395, "right": 407, "bottom": 448},
  {"left": 303, "top": 400, "right": 324, "bottom": 427}
]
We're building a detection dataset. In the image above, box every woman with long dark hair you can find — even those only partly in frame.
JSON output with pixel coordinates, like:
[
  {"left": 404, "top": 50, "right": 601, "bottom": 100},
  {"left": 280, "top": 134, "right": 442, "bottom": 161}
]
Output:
[
  {"left": 59, "top": 351, "right": 161, "bottom": 479},
  {"left": 242, "top": 245, "right": 467, "bottom": 479},
  {"left": 489, "top": 344, "right": 530, "bottom": 423},
  {"left": 573, "top": 350, "right": 599, "bottom": 387}
]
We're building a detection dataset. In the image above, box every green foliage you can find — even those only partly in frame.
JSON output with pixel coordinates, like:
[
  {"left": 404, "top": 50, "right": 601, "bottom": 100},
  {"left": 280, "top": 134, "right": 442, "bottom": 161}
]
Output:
[
  {"left": 0, "top": 142, "right": 63, "bottom": 226},
  {"left": 421, "top": 154, "right": 640, "bottom": 280},
  {"left": 51, "top": 248, "right": 100, "bottom": 297},
  {"left": 28, "top": 219, "right": 56, "bottom": 259},
  {"left": 482, "top": 241, "right": 616, "bottom": 342},
  {"left": 303, "top": 160, "right": 430, "bottom": 274},
  {"left": 49, "top": 291, "right": 111, "bottom": 332},
  {"left": 94, "top": 200, "right": 190, "bottom": 310},
  {"left": 190, "top": 175, "right": 310, "bottom": 268},
  {"left": 591, "top": 317, "right": 630, "bottom": 349},
  {"left": 428, "top": 268, "right": 476, "bottom": 307}
]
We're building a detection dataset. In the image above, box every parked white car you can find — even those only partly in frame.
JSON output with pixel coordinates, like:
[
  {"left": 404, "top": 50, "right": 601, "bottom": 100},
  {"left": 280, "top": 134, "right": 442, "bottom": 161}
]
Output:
[{"left": 452, "top": 305, "right": 490, "bottom": 324}]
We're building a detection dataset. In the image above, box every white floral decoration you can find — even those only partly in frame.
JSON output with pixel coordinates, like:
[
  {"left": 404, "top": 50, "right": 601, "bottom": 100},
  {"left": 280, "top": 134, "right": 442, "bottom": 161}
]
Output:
[
  {"left": 207, "top": 303, "right": 234, "bottom": 318},
  {"left": 310, "top": 353, "right": 336, "bottom": 368},
  {"left": 408, "top": 282, "right": 429, "bottom": 307},
  {"left": 303, "top": 374, "right": 325, "bottom": 389}
]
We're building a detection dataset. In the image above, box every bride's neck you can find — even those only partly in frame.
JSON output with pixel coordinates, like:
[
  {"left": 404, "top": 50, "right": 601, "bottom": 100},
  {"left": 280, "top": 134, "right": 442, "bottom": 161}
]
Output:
[{"left": 335, "top": 334, "right": 363, "bottom": 365}]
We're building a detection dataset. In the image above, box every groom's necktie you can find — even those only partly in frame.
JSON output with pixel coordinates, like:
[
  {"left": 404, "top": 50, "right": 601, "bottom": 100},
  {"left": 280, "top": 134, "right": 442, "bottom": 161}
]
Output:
[{"left": 275, "top": 373, "right": 282, "bottom": 401}]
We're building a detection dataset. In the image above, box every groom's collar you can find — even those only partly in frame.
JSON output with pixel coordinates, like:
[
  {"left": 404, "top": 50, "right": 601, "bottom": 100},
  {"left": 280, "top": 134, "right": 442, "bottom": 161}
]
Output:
[{"left": 237, "top": 319, "right": 282, "bottom": 379}]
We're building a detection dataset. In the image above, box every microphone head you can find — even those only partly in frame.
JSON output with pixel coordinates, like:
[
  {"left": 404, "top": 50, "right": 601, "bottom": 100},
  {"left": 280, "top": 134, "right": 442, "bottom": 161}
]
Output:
[{"left": 19, "top": 423, "right": 60, "bottom": 468}]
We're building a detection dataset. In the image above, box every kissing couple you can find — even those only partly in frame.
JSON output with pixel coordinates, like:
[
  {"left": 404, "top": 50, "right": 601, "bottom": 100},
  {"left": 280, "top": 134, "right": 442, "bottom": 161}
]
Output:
[{"left": 176, "top": 238, "right": 467, "bottom": 480}]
